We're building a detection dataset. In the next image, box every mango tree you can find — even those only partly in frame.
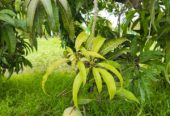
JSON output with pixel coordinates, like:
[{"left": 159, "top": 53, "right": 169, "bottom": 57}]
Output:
[{"left": 1, "top": 0, "right": 170, "bottom": 115}]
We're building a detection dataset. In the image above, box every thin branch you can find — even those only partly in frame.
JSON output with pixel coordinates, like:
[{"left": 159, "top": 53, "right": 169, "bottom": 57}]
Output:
[{"left": 91, "top": 0, "right": 98, "bottom": 36}]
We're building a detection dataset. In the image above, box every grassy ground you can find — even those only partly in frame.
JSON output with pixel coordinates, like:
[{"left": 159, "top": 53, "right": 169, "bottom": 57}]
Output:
[
  {"left": 0, "top": 38, "right": 74, "bottom": 115},
  {"left": 1, "top": 38, "right": 170, "bottom": 115},
  {"left": 0, "top": 72, "right": 73, "bottom": 115}
]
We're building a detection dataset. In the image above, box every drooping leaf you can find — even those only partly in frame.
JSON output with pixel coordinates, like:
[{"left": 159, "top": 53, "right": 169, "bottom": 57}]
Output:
[
  {"left": 33, "top": 5, "right": 46, "bottom": 36},
  {"left": 116, "top": 88, "right": 139, "bottom": 103},
  {"left": 104, "top": 60, "right": 121, "bottom": 71},
  {"left": 1, "top": 26, "right": 16, "bottom": 54},
  {"left": 42, "top": 59, "right": 68, "bottom": 94},
  {"left": 6, "top": 26, "right": 16, "bottom": 54},
  {"left": 92, "top": 67, "right": 102, "bottom": 93},
  {"left": 40, "top": 0, "right": 53, "bottom": 18},
  {"left": 27, "top": 0, "right": 39, "bottom": 30},
  {"left": 41, "top": 0, "right": 55, "bottom": 31},
  {"left": 77, "top": 61, "right": 87, "bottom": 85},
  {"left": 73, "top": 73, "right": 83, "bottom": 108},
  {"left": 23, "top": 58, "right": 32, "bottom": 68},
  {"left": 0, "top": 13, "right": 15, "bottom": 26},
  {"left": 52, "top": 1, "right": 60, "bottom": 32},
  {"left": 98, "top": 68, "right": 116, "bottom": 99},
  {"left": 100, "top": 38, "right": 128, "bottom": 55},
  {"left": 1, "top": 57, "right": 8, "bottom": 65},
  {"left": 98, "top": 62, "right": 123, "bottom": 87},
  {"left": 57, "top": 0, "right": 75, "bottom": 41},
  {"left": 81, "top": 50, "right": 105, "bottom": 60},
  {"left": 44, "top": 21, "right": 51, "bottom": 35},
  {"left": 75, "top": 32, "right": 89, "bottom": 51},
  {"left": 92, "top": 35, "right": 106, "bottom": 53},
  {"left": 0, "top": 9, "right": 16, "bottom": 16}
]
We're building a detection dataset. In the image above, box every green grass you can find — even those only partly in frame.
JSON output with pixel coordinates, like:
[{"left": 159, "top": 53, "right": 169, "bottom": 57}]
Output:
[
  {"left": 1, "top": 72, "right": 170, "bottom": 115},
  {"left": 1, "top": 38, "right": 170, "bottom": 115},
  {"left": 0, "top": 72, "right": 74, "bottom": 115},
  {"left": 0, "top": 38, "right": 74, "bottom": 115}
]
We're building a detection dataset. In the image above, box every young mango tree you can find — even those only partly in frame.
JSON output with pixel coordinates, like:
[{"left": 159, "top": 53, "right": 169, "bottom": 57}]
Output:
[
  {"left": 42, "top": 32, "right": 138, "bottom": 108},
  {"left": 1, "top": 0, "right": 170, "bottom": 115},
  {"left": 40, "top": 0, "right": 170, "bottom": 114}
]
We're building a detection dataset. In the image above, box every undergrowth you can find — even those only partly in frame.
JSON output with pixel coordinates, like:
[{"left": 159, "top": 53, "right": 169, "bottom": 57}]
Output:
[
  {"left": 0, "top": 72, "right": 170, "bottom": 115},
  {"left": 0, "top": 38, "right": 170, "bottom": 115}
]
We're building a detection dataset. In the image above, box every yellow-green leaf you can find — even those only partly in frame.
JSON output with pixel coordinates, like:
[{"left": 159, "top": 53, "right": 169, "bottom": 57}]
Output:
[
  {"left": 42, "top": 59, "right": 68, "bottom": 94},
  {"left": 66, "top": 47, "right": 76, "bottom": 60},
  {"left": 98, "top": 62, "right": 123, "bottom": 87},
  {"left": 81, "top": 50, "right": 105, "bottom": 60},
  {"left": 92, "top": 35, "right": 106, "bottom": 53},
  {"left": 100, "top": 38, "right": 128, "bottom": 55},
  {"left": 75, "top": 32, "right": 89, "bottom": 51},
  {"left": 116, "top": 88, "right": 139, "bottom": 103},
  {"left": 85, "top": 34, "right": 95, "bottom": 50},
  {"left": 66, "top": 47, "right": 74, "bottom": 55},
  {"left": 65, "top": 47, "right": 77, "bottom": 68},
  {"left": 98, "top": 68, "right": 116, "bottom": 99},
  {"left": 92, "top": 67, "right": 102, "bottom": 93},
  {"left": 73, "top": 73, "right": 83, "bottom": 108},
  {"left": 77, "top": 61, "right": 87, "bottom": 85},
  {"left": 104, "top": 60, "right": 121, "bottom": 71}
]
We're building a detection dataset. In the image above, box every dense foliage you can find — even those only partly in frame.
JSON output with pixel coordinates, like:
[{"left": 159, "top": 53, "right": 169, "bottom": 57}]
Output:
[
  {"left": 0, "top": 1, "right": 33, "bottom": 77},
  {"left": 1, "top": 0, "right": 170, "bottom": 115}
]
